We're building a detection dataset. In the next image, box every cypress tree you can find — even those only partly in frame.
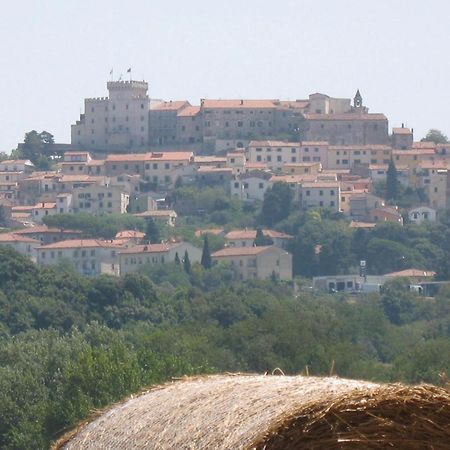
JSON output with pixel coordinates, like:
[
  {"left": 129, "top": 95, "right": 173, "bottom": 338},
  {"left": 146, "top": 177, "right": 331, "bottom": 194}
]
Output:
[
  {"left": 183, "top": 250, "right": 191, "bottom": 273},
  {"left": 201, "top": 235, "right": 212, "bottom": 269},
  {"left": 386, "top": 158, "right": 398, "bottom": 200},
  {"left": 174, "top": 252, "right": 180, "bottom": 264}
]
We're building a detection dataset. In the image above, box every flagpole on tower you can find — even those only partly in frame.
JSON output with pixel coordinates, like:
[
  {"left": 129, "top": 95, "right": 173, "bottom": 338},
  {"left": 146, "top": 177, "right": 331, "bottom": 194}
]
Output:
[
  {"left": 127, "top": 67, "right": 132, "bottom": 81},
  {"left": 110, "top": 68, "right": 114, "bottom": 81}
]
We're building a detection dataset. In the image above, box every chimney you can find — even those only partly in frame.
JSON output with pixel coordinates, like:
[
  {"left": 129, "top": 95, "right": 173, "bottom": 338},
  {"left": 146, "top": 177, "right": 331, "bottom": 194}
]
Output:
[
  {"left": 401, "top": 123, "right": 404, "bottom": 128},
  {"left": 240, "top": 99, "right": 244, "bottom": 105}
]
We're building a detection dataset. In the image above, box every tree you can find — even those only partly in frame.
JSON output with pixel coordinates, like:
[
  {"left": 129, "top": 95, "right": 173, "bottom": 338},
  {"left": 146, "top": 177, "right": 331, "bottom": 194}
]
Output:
[
  {"left": 201, "top": 235, "right": 212, "bottom": 269},
  {"left": 13, "top": 130, "right": 59, "bottom": 169},
  {"left": 183, "top": 250, "right": 191, "bottom": 274},
  {"left": 261, "top": 182, "right": 293, "bottom": 227},
  {"left": 145, "top": 219, "right": 160, "bottom": 244},
  {"left": 421, "top": 129, "right": 448, "bottom": 144},
  {"left": 253, "top": 227, "right": 274, "bottom": 246},
  {"left": 386, "top": 158, "right": 398, "bottom": 200},
  {"left": 174, "top": 252, "right": 181, "bottom": 265}
]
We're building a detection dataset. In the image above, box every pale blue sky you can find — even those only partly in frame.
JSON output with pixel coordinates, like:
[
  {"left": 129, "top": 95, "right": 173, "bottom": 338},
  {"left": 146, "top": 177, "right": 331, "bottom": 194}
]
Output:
[{"left": 1, "top": 0, "right": 449, "bottom": 151}]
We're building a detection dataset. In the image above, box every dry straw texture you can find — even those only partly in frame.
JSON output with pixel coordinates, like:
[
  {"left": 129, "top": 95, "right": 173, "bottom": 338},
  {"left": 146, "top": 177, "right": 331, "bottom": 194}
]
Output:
[{"left": 53, "top": 374, "right": 450, "bottom": 450}]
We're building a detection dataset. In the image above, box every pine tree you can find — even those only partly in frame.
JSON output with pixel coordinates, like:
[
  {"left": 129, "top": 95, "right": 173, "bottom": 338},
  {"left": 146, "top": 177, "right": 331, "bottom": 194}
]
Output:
[
  {"left": 145, "top": 219, "right": 160, "bottom": 244},
  {"left": 386, "top": 158, "right": 398, "bottom": 200},
  {"left": 201, "top": 235, "right": 212, "bottom": 269},
  {"left": 183, "top": 250, "right": 191, "bottom": 273},
  {"left": 254, "top": 227, "right": 274, "bottom": 246},
  {"left": 174, "top": 252, "right": 180, "bottom": 264}
]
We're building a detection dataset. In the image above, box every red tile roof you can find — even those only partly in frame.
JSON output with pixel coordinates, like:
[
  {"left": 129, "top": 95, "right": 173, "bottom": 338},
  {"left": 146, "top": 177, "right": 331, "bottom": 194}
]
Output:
[
  {"left": 212, "top": 245, "right": 277, "bottom": 257},
  {"left": 115, "top": 230, "right": 146, "bottom": 239},
  {"left": 392, "top": 127, "right": 412, "bottom": 135},
  {"left": 225, "top": 229, "right": 293, "bottom": 240},
  {"left": 119, "top": 243, "right": 180, "bottom": 254},
  {"left": 0, "top": 233, "right": 41, "bottom": 244},
  {"left": 202, "top": 99, "right": 276, "bottom": 109},
  {"left": 249, "top": 140, "right": 299, "bottom": 148},
  {"left": 38, "top": 239, "right": 121, "bottom": 249},
  {"left": 384, "top": 269, "right": 436, "bottom": 278},
  {"left": 152, "top": 101, "right": 190, "bottom": 111},
  {"left": 177, "top": 106, "right": 201, "bottom": 117}
]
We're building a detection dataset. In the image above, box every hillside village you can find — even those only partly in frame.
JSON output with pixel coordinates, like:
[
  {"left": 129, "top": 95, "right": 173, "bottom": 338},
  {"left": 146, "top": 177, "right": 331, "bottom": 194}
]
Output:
[{"left": 1, "top": 80, "right": 449, "bottom": 288}]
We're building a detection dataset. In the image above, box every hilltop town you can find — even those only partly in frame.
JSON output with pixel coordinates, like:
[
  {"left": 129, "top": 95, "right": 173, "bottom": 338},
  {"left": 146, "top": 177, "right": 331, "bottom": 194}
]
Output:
[{"left": 0, "top": 80, "right": 449, "bottom": 291}]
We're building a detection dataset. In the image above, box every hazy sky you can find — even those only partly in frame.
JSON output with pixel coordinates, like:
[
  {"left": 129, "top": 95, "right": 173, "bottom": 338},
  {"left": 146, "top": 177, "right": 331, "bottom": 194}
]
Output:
[{"left": 1, "top": 0, "right": 449, "bottom": 151}]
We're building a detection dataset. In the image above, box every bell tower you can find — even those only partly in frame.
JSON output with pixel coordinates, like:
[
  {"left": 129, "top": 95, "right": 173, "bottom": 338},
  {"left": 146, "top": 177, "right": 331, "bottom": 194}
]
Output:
[{"left": 353, "top": 89, "right": 363, "bottom": 108}]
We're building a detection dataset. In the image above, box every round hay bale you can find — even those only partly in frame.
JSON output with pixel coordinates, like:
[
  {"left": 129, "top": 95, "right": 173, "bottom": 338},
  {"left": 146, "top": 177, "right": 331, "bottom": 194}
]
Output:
[{"left": 53, "top": 374, "right": 450, "bottom": 449}]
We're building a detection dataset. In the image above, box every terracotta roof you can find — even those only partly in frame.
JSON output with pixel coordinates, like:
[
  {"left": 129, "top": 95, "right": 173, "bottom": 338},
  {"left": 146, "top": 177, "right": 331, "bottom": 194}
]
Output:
[
  {"left": 225, "top": 229, "right": 293, "bottom": 240},
  {"left": 301, "top": 181, "right": 340, "bottom": 188},
  {"left": 38, "top": 239, "right": 121, "bottom": 249},
  {"left": 385, "top": 269, "right": 436, "bottom": 278},
  {"left": 115, "top": 230, "right": 146, "bottom": 239},
  {"left": 33, "top": 202, "right": 56, "bottom": 209},
  {"left": 0, "top": 233, "right": 40, "bottom": 244},
  {"left": 60, "top": 175, "right": 103, "bottom": 182},
  {"left": 270, "top": 174, "right": 316, "bottom": 184},
  {"left": 413, "top": 141, "right": 437, "bottom": 149},
  {"left": 64, "top": 151, "right": 91, "bottom": 156},
  {"left": 152, "top": 101, "right": 190, "bottom": 111},
  {"left": 197, "top": 167, "right": 233, "bottom": 173},
  {"left": 119, "top": 243, "right": 180, "bottom": 254},
  {"left": 249, "top": 140, "right": 299, "bottom": 148},
  {"left": 300, "top": 141, "right": 329, "bottom": 146},
  {"left": 419, "top": 161, "right": 450, "bottom": 170},
  {"left": 12, "top": 205, "right": 35, "bottom": 212},
  {"left": 147, "top": 152, "right": 193, "bottom": 161},
  {"left": 392, "top": 149, "right": 436, "bottom": 156},
  {"left": 349, "top": 221, "right": 376, "bottom": 229},
  {"left": 245, "top": 163, "right": 268, "bottom": 169},
  {"left": 194, "top": 156, "right": 227, "bottom": 164},
  {"left": 0, "top": 159, "right": 33, "bottom": 165},
  {"left": 133, "top": 210, "right": 176, "bottom": 217},
  {"left": 212, "top": 245, "right": 278, "bottom": 257},
  {"left": 392, "top": 127, "right": 412, "bottom": 135},
  {"left": 14, "top": 226, "right": 82, "bottom": 235},
  {"left": 194, "top": 228, "right": 225, "bottom": 238},
  {"left": 105, "top": 152, "right": 193, "bottom": 163},
  {"left": 202, "top": 99, "right": 276, "bottom": 109},
  {"left": 328, "top": 145, "right": 392, "bottom": 151},
  {"left": 305, "top": 113, "right": 387, "bottom": 121},
  {"left": 277, "top": 100, "right": 309, "bottom": 109},
  {"left": 177, "top": 105, "right": 201, "bottom": 117},
  {"left": 105, "top": 154, "right": 147, "bottom": 162}
]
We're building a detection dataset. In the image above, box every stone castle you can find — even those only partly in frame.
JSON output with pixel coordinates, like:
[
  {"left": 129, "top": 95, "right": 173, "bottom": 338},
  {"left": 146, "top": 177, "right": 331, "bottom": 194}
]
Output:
[{"left": 72, "top": 81, "right": 399, "bottom": 153}]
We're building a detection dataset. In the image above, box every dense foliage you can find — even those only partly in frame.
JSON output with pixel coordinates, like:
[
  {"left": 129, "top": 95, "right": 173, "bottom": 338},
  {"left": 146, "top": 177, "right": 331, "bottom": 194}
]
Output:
[{"left": 1, "top": 246, "right": 450, "bottom": 448}]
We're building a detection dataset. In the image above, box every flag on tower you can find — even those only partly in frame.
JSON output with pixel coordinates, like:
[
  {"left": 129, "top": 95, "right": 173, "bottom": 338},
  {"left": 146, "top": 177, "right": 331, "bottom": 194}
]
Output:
[{"left": 127, "top": 67, "right": 131, "bottom": 73}]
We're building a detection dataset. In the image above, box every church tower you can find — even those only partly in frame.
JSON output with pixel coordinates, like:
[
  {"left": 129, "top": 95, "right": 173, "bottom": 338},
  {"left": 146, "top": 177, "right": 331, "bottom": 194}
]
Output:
[{"left": 353, "top": 89, "right": 363, "bottom": 108}]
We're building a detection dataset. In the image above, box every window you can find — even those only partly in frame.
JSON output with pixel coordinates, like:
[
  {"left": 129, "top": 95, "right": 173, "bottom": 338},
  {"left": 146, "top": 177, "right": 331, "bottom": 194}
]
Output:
[
  {"left": 165, "top": 163, "right": 170, "bottom": 169},
  {"left": 291, "top": 156, "right": 296, "bottom": 162},
  {"left": 277, "top": 156, "right": 282, "bottom": 162},
  {"left": 259, "top": 182, "right": 264, "bottom": 189},
  {"left": 306, "top": 190, "right": 310, "bottom": 196},
  {"left": 237, "top": 121, "right": 243, "bottom": 127},
  {"left": 330, "top": 190, "right": 335, "bottom": 195},
  {"left": 234, "top": 182, "right": 239, "bottom": 188},
  {"left": 291, "top": 148, "right": 296, "bottom": 153},
  {"left": 41, "top": 251, "right": 46, "bottom": 258},
  {"left": 319, "top": 190, "right": 323, "bottom": 196},
  {"left": 330, "top": 201, "right": 335, "bottom": 207},
  {"left": 108, "top": 202, "right": 112, "bottom": 207},
  {"left": 153, "top": 163, "right": 158, "bottom": 169},
  {"left": 319, "top": 201, "right": 324, "bottom": 207},
  {"left": 256, "top": 155, "right": 262, "bottom": 162},
  {"left": 90, "top": 250, "right": 95, "bottom": 256}
]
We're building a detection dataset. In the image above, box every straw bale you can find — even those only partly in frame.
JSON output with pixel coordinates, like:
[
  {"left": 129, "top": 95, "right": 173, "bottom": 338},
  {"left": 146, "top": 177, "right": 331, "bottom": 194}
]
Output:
[{"left": 53, "top": 374, "right": 450, "bottom": 450}]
